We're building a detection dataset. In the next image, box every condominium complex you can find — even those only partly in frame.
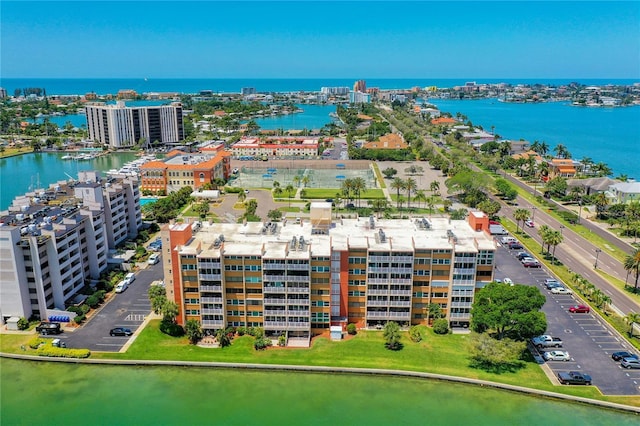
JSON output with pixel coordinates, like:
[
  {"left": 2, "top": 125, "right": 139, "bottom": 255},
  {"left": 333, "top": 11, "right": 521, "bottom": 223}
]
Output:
[
  {"left": 139, "top": 149, "right": 231, "bottom": 194},
  {"left": 320, "top": 86, "right": 350, "bottom": 96},
  {"left": 163, "top": 205, "right": 495, "bottom": 345},
  {"left": 0, "top": 171, "right": 141, "bottom": 324},
  {"left": 85, "top": 100, "right": 184, "bottom": 149},
  {"left": 230, "top": 137, "right": 320, "bottom": 158}
]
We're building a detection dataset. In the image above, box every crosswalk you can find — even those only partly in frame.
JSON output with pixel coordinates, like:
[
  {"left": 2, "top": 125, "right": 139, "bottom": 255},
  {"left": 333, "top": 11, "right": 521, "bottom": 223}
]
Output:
[{"left": 124, "top": 313, "right": 146, "bottom": 322}]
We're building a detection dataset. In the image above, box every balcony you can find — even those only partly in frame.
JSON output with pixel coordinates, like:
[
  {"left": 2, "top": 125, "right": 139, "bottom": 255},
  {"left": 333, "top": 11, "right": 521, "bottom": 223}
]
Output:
[
  {"left": 388, "top": 311, "right": 411, "bottom": 320},
  {"left": 201, "top": 308, "right": 224, "bottom": 315},
  {"left": 285, "top": 263, "right": 310, "bottom": 271},
  {"left": 264, "top": 286, "right": 286, "bottom": 294},
  {"left": 388, "top": 289, "right": 412, "bottom": 296},
  {"left": 264, "top": 274, "right": 286, "bottom": 282},
  {"left": 287, "top": 299, "right": 310, "bottom": 305},
  {"left": 200, "top": 297, "right": 223, "bottom": 303},
  {"left": 287, "top": 321, "right": 310, "bottom": 330},
  {"left": 199, "top": 261, "right": 221, "bottom": 269},
  {"left": 453, "top": 268, "right": 475, "bottom": 275},
  {"left": 449, "top": 312, "right": 471, "bottom": 319},
  {"left": 287, "top": 275, "right": 310, "bottom": 283},
  {"left": 199, "top": 273, "right": 222, "bottom": 281},
  {"left": 450, "top": 301, "right": 471, "bottom": 308},
  {"left": 200, "top": 285, "right": 222, "bottom": 292},
  {"left": 367, "top": 288, "right": 388, "bottom": 296},
  {"left": 286, "top": 309, "right": 310, "bottom": 316},
  {"left": 388, "top": 300, "right": 411, "bottom": 307},
  {"left": 264, "top": 298, "right": 287, "bottom": 305},
  {"left": 286, "top": 286, "right": 310, "bottom": 293},
  {"left": 367, "top": 278, "right": 388, "bottom": 285},
  {"left": 202, "top": 319, "right": 224, "bottom": 327},
  {"left": 366, "top": 300, "right": 388, "bottom": 307},
  {"left": 262, "top": 263, "right": 286, "bottom": 270},
  {"left": 264, "top": 321, "right": 287, "bottom": 329}
]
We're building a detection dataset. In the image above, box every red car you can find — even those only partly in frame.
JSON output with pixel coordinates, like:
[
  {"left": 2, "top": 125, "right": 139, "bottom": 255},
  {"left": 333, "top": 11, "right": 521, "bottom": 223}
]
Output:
[
  {"left": 522, "top": 260, "right": 541, "bottom": 268},
  {"left": 569, "top": 305, "right": 590, "bottom": 313}
]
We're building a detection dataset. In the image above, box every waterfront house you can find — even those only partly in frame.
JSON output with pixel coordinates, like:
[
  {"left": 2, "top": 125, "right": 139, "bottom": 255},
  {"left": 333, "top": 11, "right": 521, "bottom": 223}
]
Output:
[
  {"left": 547, "top": 158, "right": 580, "bottom": 178},
  {"left": 567, "top": 177, "right": 617, "bottom": 196},
  {"left": 607, "top": 181, "right": 640, "bottom": 204},
  {"left": 362, "top": 133, "right": 408, "bottom": 150}
]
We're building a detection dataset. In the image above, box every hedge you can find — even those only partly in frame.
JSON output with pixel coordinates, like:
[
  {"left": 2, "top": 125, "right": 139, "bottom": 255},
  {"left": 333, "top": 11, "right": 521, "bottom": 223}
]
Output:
[{"left": 36, "top": 344, "right": 91, "bottom": 359}]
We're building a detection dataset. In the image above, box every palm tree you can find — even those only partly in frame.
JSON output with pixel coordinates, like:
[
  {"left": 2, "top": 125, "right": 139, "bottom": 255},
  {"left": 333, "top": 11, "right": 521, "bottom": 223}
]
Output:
[
  {"left": 513, "top": 208, "right": 530, "bottom": 234},
  {"left": 405, "top": 178, "right": 417, "bottom": 209},
  {"left": 623, "top": 312, "right": 640, "bottom": 337},
  {"left": 285, "top": 184, "right": 295, "bottom": 207},
  {"left": 538, "top": 225, "right": 551, "bottom": 254},
  {"left": 413, "top": 190, "right": 427, "bottom": 209},
  {"left": 391, "top": 178, "right": 405, "bottom": 209},
  {"left": 593, "top": 162, "right": 612, "bottom": 177},
  {"left": 273, "top": 186, "right": 283, "bottom": 200},
  {"left": 547, "top": 230, "right": 563, "bottom": 264},
  {"left": 352, "top": 177, "right": 366, "bottom": 208},
  {"left": 539, "top": 141, "right": 549, "bottom": 156},
  {"left": 293, "top": 175, "right": 301, "bottom": 188},
  {"left": 625, "top": 202, "right": 640, "bottom": 242},
  {"left": 430, "top": 180, "right": 440, "bottom": 196},
  {"left": 237, "top": 190, "right": 247, "bottom": 203},
  {"left": 623, "top": 249, "right": 640, "bottom": 292},
  {"left": 554, "top": 143, "right": 571, "bottom": 159},
  {"left": 593, "top": 192, "right": 609, "bottom": 219},
  {"left": 368, "top": 198, "right": 389, "bottom": 218}
]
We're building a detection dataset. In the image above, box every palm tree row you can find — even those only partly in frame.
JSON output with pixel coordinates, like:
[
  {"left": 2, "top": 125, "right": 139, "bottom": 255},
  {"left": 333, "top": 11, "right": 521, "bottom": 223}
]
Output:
[
  {"left": 537, "top": 225, "right": 564, "bottom": 264},
  {"left": 341, "top": 177, "right": 367, "bottom": 208},
  {"left": 569, "top": 273, "right": 612, "bottom": 313},
  {"left": 623, "top": 248, "right": 640, "bottom": 293}
]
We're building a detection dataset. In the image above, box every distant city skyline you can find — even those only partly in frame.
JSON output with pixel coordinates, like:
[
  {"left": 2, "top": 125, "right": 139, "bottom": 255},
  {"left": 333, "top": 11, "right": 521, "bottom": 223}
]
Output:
[{"left": 2, "top": 1, "right": 639, "bottom": 79}]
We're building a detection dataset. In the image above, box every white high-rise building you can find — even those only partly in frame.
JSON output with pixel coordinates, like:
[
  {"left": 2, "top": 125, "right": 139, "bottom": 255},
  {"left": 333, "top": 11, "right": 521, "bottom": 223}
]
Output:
[{"left": 85, "top": 101, "right": 184, "bottom": 148}]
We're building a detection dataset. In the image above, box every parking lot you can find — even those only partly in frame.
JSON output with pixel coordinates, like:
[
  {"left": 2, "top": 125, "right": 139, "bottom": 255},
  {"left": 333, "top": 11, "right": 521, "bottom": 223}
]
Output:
[
  {"left": 57, "top": 258, "right": 164, "bottom": 352},
  {"left": 495, "top": 237, "right": 640, "bottom": 395}
]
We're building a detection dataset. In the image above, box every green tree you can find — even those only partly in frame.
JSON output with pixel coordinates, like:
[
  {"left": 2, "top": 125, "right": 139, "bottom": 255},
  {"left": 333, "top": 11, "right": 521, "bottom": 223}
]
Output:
[
  {"left": 148, "top": 285, "right": 167, "bottom": 314},
  {"left": 623, "top": 249, "right": 640, "bottom": 292},
  {"left": 513, "top": 208, "right": 530, "bottom": 234},
  {"left": 623, "top": 312, "right": 640, "bottom": 337},
  {"left": 216, "top": 328, "right": 232, "bottom": 348},
  {"left": 237, "top": 190, "right": 247, "bottom": 203},
  {"left": 409, "top": 325, "right": 422, "bottom": 342},
  {"left": 383, "top": 321, "right": 402, "bottom": 350},
  {"left": 413, "top": 190, "right": 427, "bottom": 209},
  {"left": 471, "top": 282, "right": 547, "bottom": 340},
  {"left": 346, "top": 323, "right": 357, "bottom": 335},
  {"left": 547, "top": 230, "right": 563, "bottom": 264},
  {"left": 467, "top": 332, "right": 526, "bottom": 372},
  {"left": 405, "top": 177, "right": 417, "bottom": 209},
  {"left": 432, "top": 318, "right": 449, "bottom": 335},
  {"left": 390, "top": 177, "right": 405, "bottom": 208},
  {"left": 593, "top": 192, "right": 609, "bottom": 219},
  {"left": 382, "top": 167, "right": 397, "bottom": 179},
  {"left": 185, "top": 319, "right": 203, "bottom": 344},
  {"left": 267, "top": 209, "right": 283, "bottom": 221},
  {"left": 477, "top": 199, "right": 501, "bottom": 218},
  {"left": 162, "top": 300, "right": 179, "bottom": 323},
  {"left": 285, "top": 184, "right": 295, "bottom": 207}
]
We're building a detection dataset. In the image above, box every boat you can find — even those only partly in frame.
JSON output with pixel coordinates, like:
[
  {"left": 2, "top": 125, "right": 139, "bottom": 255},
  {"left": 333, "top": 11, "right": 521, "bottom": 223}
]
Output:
[{"left": 61, "top": 155, "right": 73, "bottom": 160}]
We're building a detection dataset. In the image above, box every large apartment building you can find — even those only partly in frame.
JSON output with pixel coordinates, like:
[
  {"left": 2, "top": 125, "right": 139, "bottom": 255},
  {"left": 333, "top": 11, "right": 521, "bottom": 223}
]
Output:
[
  {"left": 139, "top": 149, "right": 231, "bottom": 194},
  {"left": 0, "top": 171, "right": 141, "bottom": 324},
  {"left": 85, "top": 100, "right": 184, "bottom": 149},
  {"left": 163, "top": 205, "right": 495, "bottom": 345}
]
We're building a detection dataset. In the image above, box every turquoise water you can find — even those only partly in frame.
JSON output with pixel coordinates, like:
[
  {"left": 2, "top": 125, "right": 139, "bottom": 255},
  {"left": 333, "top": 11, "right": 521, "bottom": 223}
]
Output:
[
  {"left": 140, "top": 198, "right": 158, "bottom": 206},
  {"left": 0, "top": 152, "right": 138, "bottom": 210},
  {"left": 0, "top": 358, "right": 637, "bottom": 426},
  {"left": 253, "top": 104, "right": 337, "bottom": 130},
  {"left": 429, "top": 98, "right": 639, "bottom": 179}
]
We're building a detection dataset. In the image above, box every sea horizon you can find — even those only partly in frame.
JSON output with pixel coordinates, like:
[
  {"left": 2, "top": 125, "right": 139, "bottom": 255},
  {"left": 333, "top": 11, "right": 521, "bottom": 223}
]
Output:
[{"left": 2, "top": 77, "right": 638, "bottom": 96}]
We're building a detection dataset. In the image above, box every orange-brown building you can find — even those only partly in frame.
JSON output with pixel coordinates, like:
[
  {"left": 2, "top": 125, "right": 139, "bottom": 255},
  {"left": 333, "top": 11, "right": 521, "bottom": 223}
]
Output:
[
  {"left": 362, "top": 133, "right": 408, "bottom": 150},
  {"left": 162, "top": 207, "right": 496, "bottom": 346},
  {"left": 431, "top": 117, "right": 457, "bottom": 126},
  {"left": 140, "top": 149, "right": 231, "bottom": 194},
  {"left": 548, "top": 158, "right": 578, "bottom": 178}
]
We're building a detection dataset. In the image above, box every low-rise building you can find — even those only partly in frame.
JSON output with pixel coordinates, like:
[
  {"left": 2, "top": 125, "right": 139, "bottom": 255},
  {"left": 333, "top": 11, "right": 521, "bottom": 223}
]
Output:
[
  {"left": 607, "top": 181, "right": 640, "bottom": 204},
  {"left": 362, "top": 133, "right": 408, "bottom": 150},
  {"left": 140, "top": 149, "right": 231, "bottom": 194},
  {"left": 230, "top": 137, "right": 319, "bottom": 158}
]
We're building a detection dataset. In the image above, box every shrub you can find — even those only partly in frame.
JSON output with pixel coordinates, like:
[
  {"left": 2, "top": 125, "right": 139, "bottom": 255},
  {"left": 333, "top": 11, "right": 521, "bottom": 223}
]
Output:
[
  {"left": 28, "top": 336, "right": 46, "bottom": 349},
  {"left": 278, "top": 334, "right": 287, "bottom": 347},
  {"left": 160, "top": 320, "right": 184, "bottom": 337},
  {"left": 433, "top": 318, "right": 450, "bottom": 335},
  {"left": 17, "top": 317, "right": 29, "bottom": 330},
  {"left": 67, "top": 306, "right": 82, "bottom": 315},
  {"left": 346, "top": 323, "right": 357, "bottom": 335},
  {"left": 409, "top": 325, "right": 422, "bottom": 343},
  {"left": 74, "top": 314, "right": 86, "bottom": 325},
  {"left": 254, "top": 336, "right": 272, "bottom": 350},
  {"left": 236, "top": 326, "right": 246, "bottom": 336},
  {"left": 86, "top": 295, "right": 100, "bottom": 309},
  {"left": 36, "top": 344, "right": 90, "bottom": 359},
  {"left": 94, "top": 290, "right": 106, "bottom": 302},
  {"left": 80, "top": 304, "right": 90, "bottom": 315}
]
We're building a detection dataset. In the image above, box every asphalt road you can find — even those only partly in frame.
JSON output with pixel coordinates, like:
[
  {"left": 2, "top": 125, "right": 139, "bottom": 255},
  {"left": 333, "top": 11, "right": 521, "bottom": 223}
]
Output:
[
  {"left": 59, "top": 259, "right": 164, "bottom": 352},
  {"left": 495, "top": 240, "right": 640, "bottom": 395}
]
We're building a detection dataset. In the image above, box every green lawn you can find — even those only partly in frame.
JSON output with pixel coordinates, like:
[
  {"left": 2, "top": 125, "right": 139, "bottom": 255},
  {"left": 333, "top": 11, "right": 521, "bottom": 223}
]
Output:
[
  {"left": 371, "top": 163, "right": 386, "bottom": 189},
  {"left": 303, "top": 188, "right": 385, "bottom": 199}
]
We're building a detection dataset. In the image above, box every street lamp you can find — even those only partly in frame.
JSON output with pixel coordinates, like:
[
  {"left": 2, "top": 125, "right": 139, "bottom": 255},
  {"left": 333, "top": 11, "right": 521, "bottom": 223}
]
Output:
[
  {"left": 531, "top": 207, "right": 537, "bottom": 222},
  {"left": 594, "top": 249, "right": 602, "bottom": 269},
  {"left": 559, "top": 225, "right": 565, "bottom": 236}
]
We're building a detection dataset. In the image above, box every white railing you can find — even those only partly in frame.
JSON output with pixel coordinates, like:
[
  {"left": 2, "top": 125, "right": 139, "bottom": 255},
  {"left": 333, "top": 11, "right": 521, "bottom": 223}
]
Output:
[
  {"left": 286, "top": 286, "right": 310, "bottom": 293},
  {"left": 287, "top": 322, "right": 310, "bottom": 329},
  {"left": 389, "top": 289, "right": 412, "bottom": 295},
  {"left": 264, "top": 275, "right": 286, "bottom": 282},
  {"left": 286, "top": 310, "right": 310, "bottom": 316},
  {"left": 450, "top": 302, "right": 471, "bottom": 308},
  {"left": 285, "top": 263, "right": 310, "bottom": 271},
  {"left": 366, "top": 300, "right": 389, "bottom": 307},
  {"left": 388, "top": 300, "right": 411, "bottom": 307},
  {"left": 264, "top": 321, "right": 287, "bottom": 329},
  {"left": 388, "top": 311, "right": 411, "bottom": 320},
  {"left": 287, "top": 299, "right": 310, "bottom": 305},
  {"left": 262, "top": 263, "right": 286, "bottom": 270},
  {"left": 200, "top": 285, "right": 222, "bottom": 292},
  {"left": 199, "top": 273, "right": 222, "bottom": 281},
  {"left": 367, "top": 288, "right": 388, "bottom": 295},
  {"left": 449, "top": 312, "right": 471, "bottom": 319},
  {"left": 200, "top": 297, "right": 223, "bottom": 303},
  {"left": 287, "top": 275, "right": 310, "bottom": 283},
  {"left": 264, "top": 286, "right": 286, "bottom": 293},
  {"left": 202, "top": 320, "right": 224, "bottom": 327},
  {"left": 201, "top": 308, "right": 224, "bottom": 315}
]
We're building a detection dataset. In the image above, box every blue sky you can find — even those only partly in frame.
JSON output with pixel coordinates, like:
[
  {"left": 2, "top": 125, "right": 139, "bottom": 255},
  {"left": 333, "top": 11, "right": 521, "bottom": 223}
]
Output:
[{"left": 2, "top": 1, "right": 639, "bottom": 78}]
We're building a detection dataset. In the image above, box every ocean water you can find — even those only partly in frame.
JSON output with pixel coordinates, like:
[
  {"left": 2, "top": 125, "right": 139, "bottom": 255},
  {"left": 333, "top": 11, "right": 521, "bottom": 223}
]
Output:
[{"left": 427, "top": 99, "right": 639, "bottom": 179}]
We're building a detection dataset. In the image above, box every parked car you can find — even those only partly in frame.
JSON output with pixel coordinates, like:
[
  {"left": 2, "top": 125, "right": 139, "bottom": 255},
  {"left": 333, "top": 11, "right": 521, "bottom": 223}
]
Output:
[
  {"left": 621, "top": 357, "right": 640, "bottom": 369},
  {"left": 503, "top": 277, "right": 514, "bottom": 286},
  {"left": 124, "top": 272, "right": 135, "bottom": 285},
  {"left": 525, "top": 219, "right": 535, "bottom": 228},
  {"left": 516, "top": 252, "right": 532, "bottom": 260},
  {"left": 36, "top": 322, "right": 62, "bottom": 335},
  {"left": 532, "top": 335, "right": 563, "bottom": 348},
  {"left": 148, "top": 253, "right": 160, "bottom": 265},
  {"left": 612, "top": 351, "right": 639, "bottom": 361},
  {"left": 551, "top": 286, "right": 572, "bottom": 295},
  {"left": 500, "top": 236, "right": 517, "bottom": 245},
  {"left": 543, "top": 278, "right": 560, "bottom": 289},
  {"left": 110, "top": 327, "right": 133, "bottom": 336},
  {"left": 557, "top": 371, "right": 592, "bottom": 385},
  {"left": 115, "top": 280, "right": 128, "bottom": 293},
  {"left": 522, "top": 259, "right": 541, "bottom": 268},
  {"left": 544, "top": 350, "right": 571, "bottom": 361},
  {"left": 507, "top": 242, "right": 524, "bottom": 250},
  {"left": 569, "top": 305, "right": 590, "bottom": 313}
]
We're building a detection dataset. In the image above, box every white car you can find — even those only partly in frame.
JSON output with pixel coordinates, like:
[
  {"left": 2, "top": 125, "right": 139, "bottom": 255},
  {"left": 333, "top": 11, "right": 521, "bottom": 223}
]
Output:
[
  {"left": 551, "top": 286, "right": 572, "bottom": 295},
  {"left": 503, "top": 278, "right": 514, "bottom": 286},
  {"left": 543, "top": 350, "right": 571, "bottom": 361},
  {"left": 115, "top": 280, "right": 128, "bottom": 293},
  {"left": 148, "top": 253, "right": 160, "bottom": 265},
  {"left": 124, "top": 272, "right": 135, "bottom": 285},
  {"left": 525, "top": 219, "right": 535, "bottom": 228}
]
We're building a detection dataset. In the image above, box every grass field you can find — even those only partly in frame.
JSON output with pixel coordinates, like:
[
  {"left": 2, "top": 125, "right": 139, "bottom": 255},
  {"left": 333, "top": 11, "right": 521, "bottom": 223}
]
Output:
[{"left": 303, "top": 188, "right": 385, "bottom": 199}]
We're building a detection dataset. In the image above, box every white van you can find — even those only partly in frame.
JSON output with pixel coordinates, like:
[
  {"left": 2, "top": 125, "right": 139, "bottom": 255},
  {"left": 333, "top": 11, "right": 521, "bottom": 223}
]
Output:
[
  {"left": 115, "top": 280, "right": 128, "bottom": 293},
  {"left": 124, "top": 272, "right": 135, "bottom": 285},
  {"left": 148, "top": 253, "right": 160, "bottom": 265}
]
